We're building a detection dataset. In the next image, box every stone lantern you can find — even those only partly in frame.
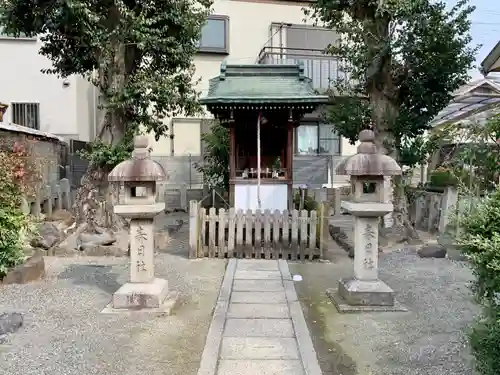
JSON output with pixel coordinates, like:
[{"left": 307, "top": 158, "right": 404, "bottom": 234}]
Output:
[
  {"left": 104, "top": 135, "right": 178, "bottom": 314},
  {"left": 328, "top": 129, "right": 405, "bottom": 312}
]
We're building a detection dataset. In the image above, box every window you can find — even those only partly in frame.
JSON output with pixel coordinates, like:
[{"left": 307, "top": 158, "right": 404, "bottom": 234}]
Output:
[
  {"left": 295, "top": 122, "right": 340, "bottom": 155},
  {"left": 198, "top": 15, "right": 229, "bottom": 54},
  {"left": 11, "top": 102, "right": 40, "bottom": 130}
]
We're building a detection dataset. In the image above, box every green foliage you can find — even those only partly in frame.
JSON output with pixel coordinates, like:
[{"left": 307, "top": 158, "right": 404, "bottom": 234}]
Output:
[
  {"left": 0, "top": 141, "right": 39, "bottom": 277},
  {"left": 429, "top": 167, "right": 458, "bottom": 187},
  {"left": 79, "top": 138, "right": 133, "bottom": 170},
  {"left": 196, "top": 121, "right": 229, "bottom": 190},
  {"left": 293, "top": 190, "right": 319, "bottom": 212},
  {"left": 458, "top": 189, "right": 500, "bottom": 374},
  {"left": 468, "top": 309, "right": 500, "bottom": 375},
  {"left": 306, "top": 0, "right": 477, "bottom": 164},
  {"left": 0, "top": 0, "right": 212, "bottom": 166},
  {"left": 458, "top": 190, "right": 500, "bottom": 306},
  {"left": 430, "top": 114, "right": 500, "bottom": 193},
  {"left": 0, "top": 208, "right": 25, "bottom": 277}
]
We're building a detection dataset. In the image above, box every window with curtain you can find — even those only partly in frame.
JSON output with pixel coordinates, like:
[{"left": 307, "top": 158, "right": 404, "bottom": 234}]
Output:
[{"left": 295, "top": 122, "right": 340, "bottom": 155}]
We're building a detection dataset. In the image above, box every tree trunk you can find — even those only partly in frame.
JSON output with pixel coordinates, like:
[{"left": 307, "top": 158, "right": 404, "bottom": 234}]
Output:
[
  {"left": 363, "top": 16, "right": 418, "bottom": 241},
  {"left": 72, "top": 32, "right": 129, "bottom": 233}
]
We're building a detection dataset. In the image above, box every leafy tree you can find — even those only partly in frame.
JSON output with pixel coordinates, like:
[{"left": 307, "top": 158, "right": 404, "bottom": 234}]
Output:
[
  {"left": 0, "top": 0, "right": 212, "bottom": 229},
  {"left": 306, "top": 0, "right": 477, "bottom": 236},
  {"left": 196, "top": 120, "right": 229, "bottom": 191}
]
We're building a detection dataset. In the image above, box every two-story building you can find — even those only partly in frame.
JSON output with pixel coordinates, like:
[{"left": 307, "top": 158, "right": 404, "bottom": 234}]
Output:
[{"left": 0, "top": 0, "right": 356, "bottom": 188}]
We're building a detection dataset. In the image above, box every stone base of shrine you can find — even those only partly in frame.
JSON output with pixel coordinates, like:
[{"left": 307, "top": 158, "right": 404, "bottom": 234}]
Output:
[
  {"left": 101, "top": 278, "right": 179, "bottom": 315},
  {"left": 327, "top": 278, "right": 408, "bottom": 313}
]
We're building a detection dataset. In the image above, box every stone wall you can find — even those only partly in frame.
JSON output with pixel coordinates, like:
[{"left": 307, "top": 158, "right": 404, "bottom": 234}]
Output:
[
  {"left": 408, "top": 187, "right": 458, "bottom": 233},
  {"left": 0, "top": 122, "right": 66, "bottom": 188}
]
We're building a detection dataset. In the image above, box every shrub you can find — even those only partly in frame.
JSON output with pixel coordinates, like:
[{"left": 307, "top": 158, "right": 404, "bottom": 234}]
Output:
[
  {"left": 0, "top": 208, "right": 26, "bottom": 276},
  {"left": 458, "top": 188, "right": 500, "bottom": 374},
  {"left": 468, "top": 308, "right": 500, "bottom": 375},
  {"left": 429, "top": 166, "right": 458, "bottom": 187},
  {"left": 0, "top": 140, "right": 40, "bottom": 277}
]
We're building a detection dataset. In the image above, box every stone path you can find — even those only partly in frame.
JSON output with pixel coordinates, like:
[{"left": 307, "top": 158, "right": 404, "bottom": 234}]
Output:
[{"left": 197, "top": 259, "right": 322, "bottom": 375}]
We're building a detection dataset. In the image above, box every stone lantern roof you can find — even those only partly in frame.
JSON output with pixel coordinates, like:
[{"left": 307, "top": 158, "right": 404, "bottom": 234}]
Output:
[
  {"left": 336, "top": 130, "right": 401, "bottom": 176},
  {"left": 108, "top": 136, "right": 166, "bottom": 182}
]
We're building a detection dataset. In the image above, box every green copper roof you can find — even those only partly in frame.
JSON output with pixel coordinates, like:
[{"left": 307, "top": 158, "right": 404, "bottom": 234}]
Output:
[{"left": 200, "top": 63, "right": 329, "bottom": 106}]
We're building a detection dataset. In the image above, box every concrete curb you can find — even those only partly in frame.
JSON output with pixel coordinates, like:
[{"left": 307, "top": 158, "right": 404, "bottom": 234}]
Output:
[
  {"left": 197, "top": 259, "right": 236, "bottom": 375},
  {"left": 278, "top": 260, "right": 323, "bottom": 375}
]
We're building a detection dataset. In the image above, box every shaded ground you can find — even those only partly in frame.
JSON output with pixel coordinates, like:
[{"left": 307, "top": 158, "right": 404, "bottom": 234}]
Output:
[
  {"left": 290, "top": 248, "right": 478, "bottom": 375},
  {"left": 0, "top": 212, "right": 226, "bottom": 375}
]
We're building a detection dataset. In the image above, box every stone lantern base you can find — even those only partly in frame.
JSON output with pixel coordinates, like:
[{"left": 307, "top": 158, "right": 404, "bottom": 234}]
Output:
[
  {"left": 327, "top": 279, "right": 408, "bottom": 313},
  {"left": 102, "top": 278, "right": 179, "bottom": 315}
]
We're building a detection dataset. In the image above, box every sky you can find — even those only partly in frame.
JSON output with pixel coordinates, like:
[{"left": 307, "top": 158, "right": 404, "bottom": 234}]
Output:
[{"left": 446, "top": 0, "right": 500, "bottom": 79}]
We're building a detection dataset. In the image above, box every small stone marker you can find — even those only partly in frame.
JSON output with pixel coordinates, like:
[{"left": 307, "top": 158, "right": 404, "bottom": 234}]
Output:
[
  {"left": 103, "top": 135, "right": 178, "bottom": 314},
  {"left": 327, "top": 130, "right": 407, "bottom": 312}
]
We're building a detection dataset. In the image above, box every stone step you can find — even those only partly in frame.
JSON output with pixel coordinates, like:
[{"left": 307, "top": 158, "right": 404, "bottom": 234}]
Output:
[
  {"left": 231, "top": 291, "right": 286, "bottom": 304},
  {"left": 224, "top": 318, "right": 295, "bottom": 338},
  {"left": 220, "top": 337, "right": 300, "bottom": 360},
  {"left": 217, "top": 359, "right": 304, "bottom": 375},
  {"left": 227, "top": 304, "right": 290, "bottom": 319},
  {"left": 232, "top": 279, "right": 284, "bottom": 292},
  {"left": 233, "top": 270, "right": 282, "bottom": 280}
]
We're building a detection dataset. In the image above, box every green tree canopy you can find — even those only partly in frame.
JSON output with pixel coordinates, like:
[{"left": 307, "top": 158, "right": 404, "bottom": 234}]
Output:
[
  {"left": 0, "top": 0, "right": 212, "bottom": 165},
  {"left": 306, "top": 0, "right": 477, "bottom": 166}
]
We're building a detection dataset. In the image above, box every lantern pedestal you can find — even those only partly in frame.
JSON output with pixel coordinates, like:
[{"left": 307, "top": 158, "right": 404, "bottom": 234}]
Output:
[
  {"left": 328, "top": 202, "right": 408, "bottom": 313},
  {"left": 102, "top": 135, "right": 178, "bottom": 315}
]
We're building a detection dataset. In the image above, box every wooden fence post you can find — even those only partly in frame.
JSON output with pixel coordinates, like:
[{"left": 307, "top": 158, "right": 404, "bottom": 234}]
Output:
[
  {"left": 189, "top": 200, "right": 199, "bottom": 258},
  {"left": 318, "top": 202, "right": 325, "bottom": 259}
]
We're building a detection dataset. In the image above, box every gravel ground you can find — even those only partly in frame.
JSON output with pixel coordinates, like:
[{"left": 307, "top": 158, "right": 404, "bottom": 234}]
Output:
[
  {"left": 0, "top": 213, "right": 226, "bottom": 375},
  {"left": 290, "top": 248, "right": 479, "bottom": 375}
]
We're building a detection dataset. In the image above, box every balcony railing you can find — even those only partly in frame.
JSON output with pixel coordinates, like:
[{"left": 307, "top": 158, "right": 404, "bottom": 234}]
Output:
[{"left": 257, "top": 46, "right": 349, "bottom": 92}]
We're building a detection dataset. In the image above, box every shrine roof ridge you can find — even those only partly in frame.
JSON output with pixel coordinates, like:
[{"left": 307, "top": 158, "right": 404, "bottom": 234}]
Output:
[{"left": 200, "top": 62, "right": 329, "bottom": 107}]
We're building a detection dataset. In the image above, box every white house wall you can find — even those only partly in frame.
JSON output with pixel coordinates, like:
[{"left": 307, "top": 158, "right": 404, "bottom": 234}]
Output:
[
  {"left": 148, "top": 0, "right": 357, "bottom": 160},
  {"left": 0, "top": 36, "right": 93, "bottom": 141}
]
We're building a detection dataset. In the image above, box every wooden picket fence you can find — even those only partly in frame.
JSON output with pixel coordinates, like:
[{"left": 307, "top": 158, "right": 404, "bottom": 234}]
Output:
[{"left": 189, "top": 200, "right": 326, "bottom": 260}]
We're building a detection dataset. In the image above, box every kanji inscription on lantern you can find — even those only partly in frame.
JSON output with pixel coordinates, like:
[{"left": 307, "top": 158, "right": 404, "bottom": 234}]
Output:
[
  {"left": 363, "top": 258, "right": 374, "bottom": 269},
  {"left": 364, "top": 223, "right": 376, "bottom": 240},
  {"left": 136, "top": 260, "right": 147, "bottom": 272},
  {"left": 130, "top": 219, "right": 154, "bottom": 283}
]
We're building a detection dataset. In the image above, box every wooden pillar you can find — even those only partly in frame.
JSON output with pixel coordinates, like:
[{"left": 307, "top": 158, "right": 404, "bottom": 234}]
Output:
[
  {"left": 229, "top": 124, "right": 236, "bottom": 180},
  {"left": 287, "top": 111, "right": 294, "bottom": 210},
  {"left": 229, "top": 122, "right": 236, "bottom": 207}
]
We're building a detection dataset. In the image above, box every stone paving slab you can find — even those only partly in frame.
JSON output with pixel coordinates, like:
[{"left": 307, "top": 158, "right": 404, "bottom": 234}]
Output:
[
  {"left": 232, "top": 279, "right": 284, "bottom": 292},
  {"left": 196, "top": 259, "right": 322, "bottom": 375},
  {"left": 224, "top": 318, "right": 295, "bottom": 338},
  {"left": 220, "top": 337, "right": 300, "bottom": 360},
  {"left": 217, "top": 359, "right": 304, "bottom": 375},
  {"left": 236, "top": 260, "right": 280, "bottom": 271},
  {"left": 233, "top": 270, "right": 282, "bottom": 280},
  {"left": 227, "top": 304, "right": 290, "bottom": 319},
  {"left": 231, "top": 291, "right": 286, "bottom": 304}
]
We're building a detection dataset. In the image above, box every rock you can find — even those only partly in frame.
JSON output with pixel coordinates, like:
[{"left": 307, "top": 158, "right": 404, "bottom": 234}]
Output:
[
  {"left": 47, "top": 246, "right": 79, "bottom": 257},
  {"left": 0, "top": 313, "right": 23, "bottom": 336},
  {"left": 83, "top": 245, "right": 126, "bottom": 257},
  {"left": 155, "top": 232, "right": 171, "bottom": 251},
  {"left": 77, "top": 229, "right": 117, "bottom": 249},
  {"left": 380, "top": 226, "right": 408, "bottom": 245},
  {"left": 47, "top": 209, "right": 73, "bottom": 222},
  {"left": 2, "top": 256, "right": 45, "bottom": 284},
  {"left": 417, "top": 244, "right": 447, "bottom": 258},
  {"left": 30, "top": 222, "right": 62, "bottom": 249}
]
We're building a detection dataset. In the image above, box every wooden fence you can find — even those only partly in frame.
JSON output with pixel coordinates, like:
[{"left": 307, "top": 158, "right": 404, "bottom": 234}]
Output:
[{"left": 189, "top": 200, "right": 327, "bottom": 260}]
